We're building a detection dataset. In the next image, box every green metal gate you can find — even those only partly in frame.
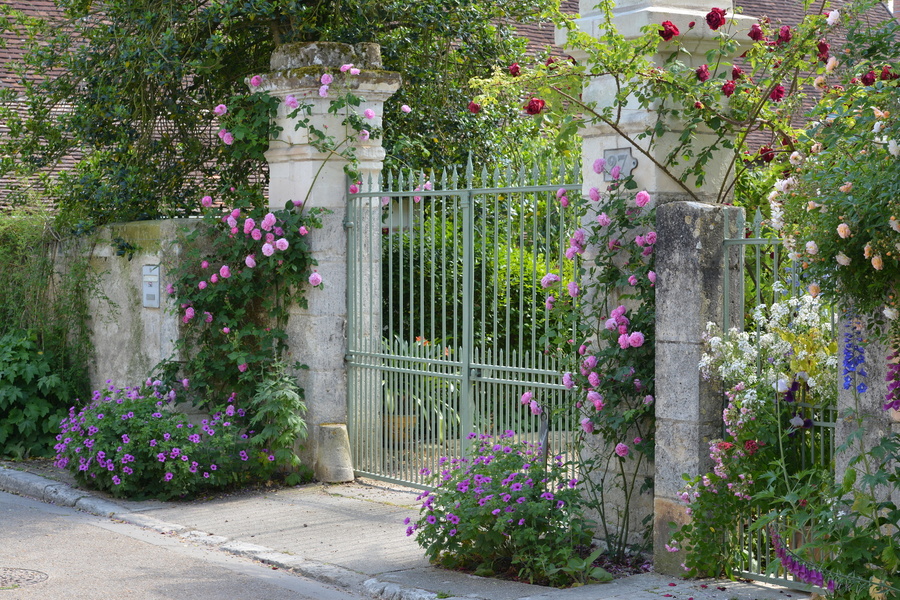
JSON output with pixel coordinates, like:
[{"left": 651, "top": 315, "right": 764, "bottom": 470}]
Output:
[
  {"left": 723, "top": 209, "right": 836, "bottom": 592},
  {"left": 347, "top": 159, "right": 581, "bottom": 487}
]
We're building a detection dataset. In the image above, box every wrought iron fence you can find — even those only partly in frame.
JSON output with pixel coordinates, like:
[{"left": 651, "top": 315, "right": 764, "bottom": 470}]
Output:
[{"left": 347, "top": 158, "right": 580, "bottom": 487}]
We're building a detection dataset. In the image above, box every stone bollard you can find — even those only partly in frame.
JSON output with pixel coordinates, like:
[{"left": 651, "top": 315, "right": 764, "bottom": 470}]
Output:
[{"left": 314, "top": 424, "right": 355, "bottom": 483}]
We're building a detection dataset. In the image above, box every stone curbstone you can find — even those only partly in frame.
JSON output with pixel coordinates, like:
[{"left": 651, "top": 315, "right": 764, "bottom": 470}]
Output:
[
  {"left": 117, "top": 512, "right": 188, "bottom": 534},
  {"left": 0, "top": 467, "right": 58, "bottom": 499},
  {"left": 74, "top": 496, "right": 129, "bottom": 517},
  {"left": 43, "top": 483, "right": 90, "bottom": 507}
]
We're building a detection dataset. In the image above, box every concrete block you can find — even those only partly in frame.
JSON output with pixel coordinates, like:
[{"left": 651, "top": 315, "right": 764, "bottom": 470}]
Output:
[
  {"left": 75, "top": 496, "right": 128, "bottom": 517},
  {"left": 653, "top": 497, "right": 691, "bottom": 575},
  {"left": 0, "top": 467, "right": 54, "bottom": 499},
  {"left": 653, "top": 418, "right": 719, "bottom": 499},
  {"left": 43, "top": 483, "right": 88, "bottom": 507},
  {"left": 315, "top": 424, "right": 355, "bottom": 483}
]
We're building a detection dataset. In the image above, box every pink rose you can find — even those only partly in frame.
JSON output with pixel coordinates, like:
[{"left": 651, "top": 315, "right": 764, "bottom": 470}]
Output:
[
  {"left": 309, "top": 272, "right": 323, "bottom": 286},
  {"left": 580, "top": 417, "right": 594, "bottom": 434},
  {"left": 628, "top": 275, "right": 638, "bottom": 286},
  {"left": 201, "top": 195, "right": 213, "bottom": 208},
  {"left": 635, "top": 190, "right": 651, "bottom": 207},
  {"left": 648, "top": 271, "right": 657, "bottom": 283},
  {"left": 210, "top": 274, "right": 218, "bottom": 284},
  {"left": 222, "top": 132, "right": 234, "bottom": 145},
  {"left": 597, "top": 212, "right": 611, "bottom": 226},
  {"left": 401, "top": 105, "right": 411, "bottom": 113},
  {"left": 618, "top": 334, "right": 630, "bottom": 349},
  {"left": 213, "top": 104, "right": 227, "bottom": 116},
  {"left": 262, "top": 243, "right": 275, "bottom": 257},
  {"left": 245, "top": 255, "right": 256, "bottom": 268},
  {"left": 285, "top": 95, "right": 299, "bottom": 109},
  {"left": 198, "top": 281, "right": 207, "bottom": 290},
  {"left": 320, "top": 73, "right": 333, "bottom": 85},
  {"left": 251, "top": 229, "right": 262, "bottom": 241},
  {"left": 238, "top": 363, "right": 248, "bottom": 372},
  {"left": 589, "top": 187, "right": 600, "bottom": 202},
  {"left": 249, "top": 75, "right": 262, "bottom": 87},
  {"left": 520, "top": 391, "right": 533, "bottom": 405},
  {"left": 628, "top": 331, "right": 645, "bottom": 347},
  {"left": 201, "top": 260, "right": 209, "bottom": 269},
  {"left": 299, "top": 226, "right": 309, "bottom": 236},
  {"left": 615, "top": 443, "right": 630, "bottom": 458},
  {"left": 219, "top": 265, "right": 231, "bottom": 279},
  {"left": 645, "top": 231, "right": 657, "bottom": 245},
  {"left": 275, "top": 238, "right": 289, "bottom": 251},
  {"left": 222, "top": 327, "right": 230, "bottom": 334},
  {"left": 364, "top": 109, "right": 376, "bottom": 119},
  {"left": 243, "top": 218, "right": 255, "bottom": 234}
]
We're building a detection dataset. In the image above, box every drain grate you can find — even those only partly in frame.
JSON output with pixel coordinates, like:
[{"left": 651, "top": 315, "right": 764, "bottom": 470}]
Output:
[{"left": 0, "top": 568, "right": 49, "bottom": 589}]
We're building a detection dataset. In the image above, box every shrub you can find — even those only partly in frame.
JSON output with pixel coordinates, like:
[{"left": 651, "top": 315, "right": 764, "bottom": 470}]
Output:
[
  {"left": 407, "top": 431, "right": 610, "bottom": 587},
  {"left": 0, "top": 330, "right": 75, "bottom": 458},
  {"left": 54, "top": 381, "right": 252, "bottom": 500}
]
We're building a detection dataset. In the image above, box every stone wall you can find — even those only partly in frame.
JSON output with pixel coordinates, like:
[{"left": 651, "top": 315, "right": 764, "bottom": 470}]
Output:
[{"left": 82, "top": 219, "right": 192, "bottom": 391}]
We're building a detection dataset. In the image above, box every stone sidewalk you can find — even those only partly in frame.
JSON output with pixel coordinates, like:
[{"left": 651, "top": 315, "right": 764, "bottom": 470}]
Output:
[{"left": 0, "top": 465, "right": 812, "bottom": 600}]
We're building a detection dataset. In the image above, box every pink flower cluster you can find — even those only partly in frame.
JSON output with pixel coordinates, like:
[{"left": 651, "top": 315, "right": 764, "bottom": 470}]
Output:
[
  {"left": 565, "top": 228, "right": 587, "bottom": 259},
  {"left": 604, "top": 305, "right": 646, "bottom": 349}
]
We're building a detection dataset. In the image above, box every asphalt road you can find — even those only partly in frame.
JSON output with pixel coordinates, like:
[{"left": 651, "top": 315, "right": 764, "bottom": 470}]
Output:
[{"left": 0, "top": 491, "right": 370, "bottom": 600}]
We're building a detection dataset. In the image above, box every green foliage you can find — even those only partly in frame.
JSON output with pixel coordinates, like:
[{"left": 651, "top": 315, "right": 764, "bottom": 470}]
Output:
[
  {"left": 0, "top": 0, "right": 564, "bottom": 228},
  {"left": 0, "top": 331, "right": 74, "bottom": 458},
  {"left": 54, "top": 382, "right": 252, "bottom": 500},
  {"left": 0, "top": 209, "right": 95, "bottom": 458},
  {"left": 245, "top": 362, "right": 311, "bottom": 486},
  {"left": 409, "top": 432, "right": 609, "bottom": 588}
]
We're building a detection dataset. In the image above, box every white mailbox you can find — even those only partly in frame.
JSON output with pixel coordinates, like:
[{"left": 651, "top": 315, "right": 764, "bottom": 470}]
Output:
[{"left": 142, "top": 265, "right": 160, "bottom": 308}]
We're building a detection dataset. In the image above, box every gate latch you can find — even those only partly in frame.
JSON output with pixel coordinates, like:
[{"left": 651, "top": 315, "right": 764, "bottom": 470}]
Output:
[{"left": 470, "top": 368, "right": 482, "bottom": 379}]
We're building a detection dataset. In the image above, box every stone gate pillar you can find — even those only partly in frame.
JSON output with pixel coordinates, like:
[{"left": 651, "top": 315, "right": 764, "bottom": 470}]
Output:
[
  {"left": 569, "top": 0, "right": 750, "bottom": 572},
  {"left": 252, "top": 42, "right": 400, "bottom": 482}
]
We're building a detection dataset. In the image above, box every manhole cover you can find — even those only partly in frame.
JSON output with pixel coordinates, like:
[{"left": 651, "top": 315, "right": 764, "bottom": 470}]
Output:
[{"left": 0, "top": 568, "right": 49, "bottom": 589}]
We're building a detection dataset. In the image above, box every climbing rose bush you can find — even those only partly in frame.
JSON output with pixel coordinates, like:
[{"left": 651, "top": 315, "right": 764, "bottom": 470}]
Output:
[{"left": 408, "top": 431, "right": 610, "bottom": 587}]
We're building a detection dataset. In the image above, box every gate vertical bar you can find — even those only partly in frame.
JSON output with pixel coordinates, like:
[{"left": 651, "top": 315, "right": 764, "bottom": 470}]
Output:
[{"left": 460, "top": 189, "right": 475, "bottom": 448}]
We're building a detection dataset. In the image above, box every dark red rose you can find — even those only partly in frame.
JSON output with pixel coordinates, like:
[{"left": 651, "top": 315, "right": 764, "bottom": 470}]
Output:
[
  {"left": 816, "top": 39, "right": 830, "bottom": 62},
  {"left": 744, "top": 439, "right": 760, "bottom": 456},
  {"left": 776, "top": 25, "right": 792, "bottom": 45},
  {"left": 861, "top": 70, "right": 876, "bottom": 85},
  {"left": 732, "top": 66, "right": 743, "bottom": 79},
  {"left": 706, "top": 7, "right": 726, "bottom": 30},
  {"left": 881, "top": 65, "right": 899, "bottom": 80},
  {"left": 759, "top": 146, "right": 775, "bottom": 162},
  {"left": 722, "top": 80, "right": 736, "bottom": 97},
  {"left": 524, "top": 97, "right": 545, "bottom": 115},
  {"left": 509, "top": 62, "right": 521, "bottom": 76},
  {"left": 659, "top": 20, "right": 680, "bottom": 41},
  {"left": 467, "top": 101, "right": 481, "bottom": 114},
  {"left": 748, "top": 23, "right": 764, "bottom": 41},
  {"left": 769, "top": 84, "right": 785, "bottom": 102},
  {"left": 831, "top": 84, "right": 845, "bottom": 93},
  {"left": 694, "top": 101, "right": 704, "bottom": 109},
  {"left": 688, "top": 21, "right": 696, "bottom": 28},
  {"left": 696, "top": 64, "right": 711, "bottom": 82},
  {"left": 545, "top": 56, "right": 557, "bottom": 68}
]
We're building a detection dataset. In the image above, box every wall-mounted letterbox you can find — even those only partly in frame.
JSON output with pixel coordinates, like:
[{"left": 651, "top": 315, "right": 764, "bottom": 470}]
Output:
[{"left": 142, "top": 265, "right": 160, "bottom": 308}]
